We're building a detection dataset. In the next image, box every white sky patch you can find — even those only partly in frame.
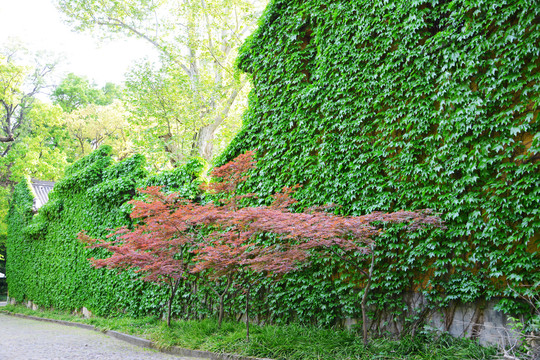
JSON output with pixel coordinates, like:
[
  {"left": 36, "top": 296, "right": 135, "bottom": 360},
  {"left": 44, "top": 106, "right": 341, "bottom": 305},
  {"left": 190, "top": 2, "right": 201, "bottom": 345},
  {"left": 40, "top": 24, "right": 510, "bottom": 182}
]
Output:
[{"left": 0, "top": 0, "right": 159, "bottom": 87}]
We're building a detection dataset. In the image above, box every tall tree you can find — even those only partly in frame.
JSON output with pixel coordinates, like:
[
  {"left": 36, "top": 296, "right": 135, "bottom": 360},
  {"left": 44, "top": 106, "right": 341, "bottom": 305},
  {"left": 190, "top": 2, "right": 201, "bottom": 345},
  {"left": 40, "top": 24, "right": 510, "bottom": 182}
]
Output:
[
  {"left": 64, "top": 100, "right": 131, "bottom": 159},
  {"left": 56, "top": 0, "right": 266, "bottom": 161},
  {"left": 5, "top": 102, "right": 71, "bottom": 182},
  {"left": 124, "top": 61, "right": 198, "bottom": 166},
  {"left": 0, "top": 45, "right": 58, "bottom": 187},
  {"left": 51, "top": 73, "right": 130, "bottom": 160},
  {"left": 0, "top": 46, "right": 57, "bottom": 148}
]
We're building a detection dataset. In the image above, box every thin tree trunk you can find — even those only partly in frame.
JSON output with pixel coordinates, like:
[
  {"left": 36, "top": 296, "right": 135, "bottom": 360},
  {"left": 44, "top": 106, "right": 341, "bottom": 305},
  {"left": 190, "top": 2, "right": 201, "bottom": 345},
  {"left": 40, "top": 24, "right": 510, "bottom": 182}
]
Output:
[
  {"left": 361, "top": 246, "right": 376, "bottom": 347},
  {"left": 78, "top": 137, "right": 85, "bottom": 156},
  {"left": 167, "top": 295, "right": 173, "bottom": 327},
  {"left": 1, "top": 143, "right": 13, "bottom": 157},
  {"left": 208, "top": 276, "right": 232, "bottom": 329},
  {"left": 245, "top": 284, "right": 251, "bottom": 342},
  {"left": 218, "top": 294, "right": 225, "bottom": 327},
  {"left": 166, "top": 279, "right": 181, "bottom": 327}
]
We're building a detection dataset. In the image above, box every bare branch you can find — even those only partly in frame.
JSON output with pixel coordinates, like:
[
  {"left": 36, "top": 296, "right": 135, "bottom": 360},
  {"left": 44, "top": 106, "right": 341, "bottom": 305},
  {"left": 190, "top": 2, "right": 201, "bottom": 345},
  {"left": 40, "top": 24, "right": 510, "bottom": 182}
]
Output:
[
  {"left": 95, "top": 16, "right": 192, "bottom": 76},
  {"left": 0, "top": 135, "right": 14, "bottom": 143}
]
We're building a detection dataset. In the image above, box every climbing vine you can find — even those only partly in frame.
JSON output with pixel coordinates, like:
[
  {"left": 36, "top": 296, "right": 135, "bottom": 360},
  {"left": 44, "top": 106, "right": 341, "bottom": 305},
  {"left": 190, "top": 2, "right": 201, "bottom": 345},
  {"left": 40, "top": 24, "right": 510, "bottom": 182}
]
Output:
[
  {"left": 6, "top": 146, "right": 205, "bottom": 316},
  {"left": 220, "top": 0, "right": 540, "bottom": 318}
]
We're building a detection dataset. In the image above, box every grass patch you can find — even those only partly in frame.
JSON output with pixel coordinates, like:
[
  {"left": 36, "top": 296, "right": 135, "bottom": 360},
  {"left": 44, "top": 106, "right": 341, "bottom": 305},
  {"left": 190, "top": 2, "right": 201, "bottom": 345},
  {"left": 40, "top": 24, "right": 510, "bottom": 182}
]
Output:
[{"left": 1, "top": 305, "right": 498, "bottom": 360}]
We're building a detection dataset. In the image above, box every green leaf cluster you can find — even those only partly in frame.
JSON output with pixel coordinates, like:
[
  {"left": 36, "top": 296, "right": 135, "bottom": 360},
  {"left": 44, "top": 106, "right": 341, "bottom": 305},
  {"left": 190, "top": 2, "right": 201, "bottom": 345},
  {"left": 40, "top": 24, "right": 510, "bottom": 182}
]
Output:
[
  {"left": 140, "top": 157, "right": 206, "bottom": 198},
  {"left": 52, "top": 73, "right": 123, "bottom": 113}
]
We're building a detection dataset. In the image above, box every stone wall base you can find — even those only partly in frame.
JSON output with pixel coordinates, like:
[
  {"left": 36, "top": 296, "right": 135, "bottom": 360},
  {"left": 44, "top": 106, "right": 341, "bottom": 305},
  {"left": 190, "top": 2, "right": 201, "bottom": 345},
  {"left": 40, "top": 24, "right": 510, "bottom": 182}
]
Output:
[{"left": 341, "top": 293, "right": 524, "bottom": 346}]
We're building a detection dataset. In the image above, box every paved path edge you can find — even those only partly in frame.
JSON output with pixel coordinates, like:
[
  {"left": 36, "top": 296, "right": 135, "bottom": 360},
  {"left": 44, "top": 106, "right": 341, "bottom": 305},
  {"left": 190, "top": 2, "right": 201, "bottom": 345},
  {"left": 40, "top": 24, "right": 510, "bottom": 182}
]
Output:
[{"left": 0, "top": 311, "right": 273, "bottom": 360}]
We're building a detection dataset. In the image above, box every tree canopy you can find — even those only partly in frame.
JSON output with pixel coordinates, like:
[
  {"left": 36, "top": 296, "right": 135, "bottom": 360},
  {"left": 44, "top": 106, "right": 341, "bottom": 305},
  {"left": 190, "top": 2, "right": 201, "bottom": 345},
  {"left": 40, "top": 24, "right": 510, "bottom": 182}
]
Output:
[
  {"left": 52, "top": 73, "right": 122, "bottom": 113},
  {"left": 56, "top": 0, "right": 266, "bottom": 162},
  {"left": 0, "top": 45, "right": 60, "bottom": 188}
]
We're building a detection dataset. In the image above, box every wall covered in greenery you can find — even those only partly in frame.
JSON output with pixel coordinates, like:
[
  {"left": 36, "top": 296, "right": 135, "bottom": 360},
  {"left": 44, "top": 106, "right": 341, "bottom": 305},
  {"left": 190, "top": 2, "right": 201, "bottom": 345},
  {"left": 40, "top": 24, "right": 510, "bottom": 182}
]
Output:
[
  {"left": 6, "top": 146, "right": 367, "bottom": 326},
  {"left": 6, "top": 0, "right": 540, "bottom": 331},
  {"left": 219, "top": 0, "right": 540, "bottom": 315},
  {"left": 6, "top": 146, "right": 205, "bottom": 316}
]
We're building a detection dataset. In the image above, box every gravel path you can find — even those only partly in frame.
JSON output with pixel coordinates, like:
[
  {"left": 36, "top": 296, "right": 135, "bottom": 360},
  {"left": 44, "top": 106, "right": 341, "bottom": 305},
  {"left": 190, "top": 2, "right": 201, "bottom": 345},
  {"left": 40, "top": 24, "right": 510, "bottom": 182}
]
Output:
[{"left": 0, "top": 313, "right": 206, "bottom": 360}]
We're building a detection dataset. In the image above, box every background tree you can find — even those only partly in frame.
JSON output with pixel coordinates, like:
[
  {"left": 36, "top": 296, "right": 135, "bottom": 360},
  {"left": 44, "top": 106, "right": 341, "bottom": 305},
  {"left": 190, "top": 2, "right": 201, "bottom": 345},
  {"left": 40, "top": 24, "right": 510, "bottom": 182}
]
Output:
[
  {"left": 124, "top": 61, "right": 198, "bottom": 167},
  {"left": 51, "top": 73, "right": 122, "bottom": 113},
  {"left": 0, "top": 45, "right": 57, "bottom": 157},
  {"left": 5, "top": 102, "right": 71, "bottom": 182},
  {"left": 64, "top": 100, "right": 131, "bottom": 159},
  {"left": 49, "top": 73, "right": 130, "bottom": 160},
  {"left": 56, "top": 0, "right": 267, "bottom": 162}
]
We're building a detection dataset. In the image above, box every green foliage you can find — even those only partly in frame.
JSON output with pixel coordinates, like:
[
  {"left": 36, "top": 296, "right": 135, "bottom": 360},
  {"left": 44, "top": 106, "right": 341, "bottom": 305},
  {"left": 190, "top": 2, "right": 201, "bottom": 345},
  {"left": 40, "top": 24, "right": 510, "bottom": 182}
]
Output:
[
  {"left": 88, "top": 154, "right": 148, "bottom": 204},
  {"left": 3, "top": 102, "right": 72, "bottom": 182},
  {"left": 6, "top": 147, "right": 203, "bottom": 316},
  {"left": 52, "top": 73, "right": 122, "bottom": 113},
  {"left": 220, "top": 0, "right": 540, "bottom": 316},
  {"left": 141, "top": 157, "right": 205, "bottom": 198},
  {"left": 5, "top": 0, "right": 540, "bottom": 337},
  {"left": 6, "top": 179, "right": 36, "bottom": 300},
  {"left": 54, "top": 147, "right": 113, "bottom": 195},
  {"left": 123, "top": 61, "right": 201, "bottom": 166},
  {"left": 0, "top": 187, "right": 10, "bottom": 241}
]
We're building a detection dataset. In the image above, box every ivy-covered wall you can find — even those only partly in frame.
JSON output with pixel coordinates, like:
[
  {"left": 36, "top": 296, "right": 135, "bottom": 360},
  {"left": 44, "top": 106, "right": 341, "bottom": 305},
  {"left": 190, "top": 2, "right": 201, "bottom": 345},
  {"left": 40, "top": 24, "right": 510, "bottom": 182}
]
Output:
[
  {"left": 6, "top": 146, "right": 366, "bottom": 326},
  {"left": 220, "top": 0, "right": 540, "bottom": 314},
  {"left": 6, "top": 146, "right": 204, "bottom": 316},
  {"left": 5, "top": 0, "right": 540, "bottom": 331}
]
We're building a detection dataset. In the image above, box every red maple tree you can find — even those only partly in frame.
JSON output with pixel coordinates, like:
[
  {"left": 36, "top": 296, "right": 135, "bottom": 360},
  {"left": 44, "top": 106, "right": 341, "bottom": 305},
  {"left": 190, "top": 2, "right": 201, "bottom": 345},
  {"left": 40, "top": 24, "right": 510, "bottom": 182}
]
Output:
[
  {"left": 191, "top": 152, "right": 443, "bottom": 341},
  {"left": 80, "top": 150, "right": 443, "bottom": 341},
  {"left": 79, "top": 189, "right": 202, "bottom": 327}
]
